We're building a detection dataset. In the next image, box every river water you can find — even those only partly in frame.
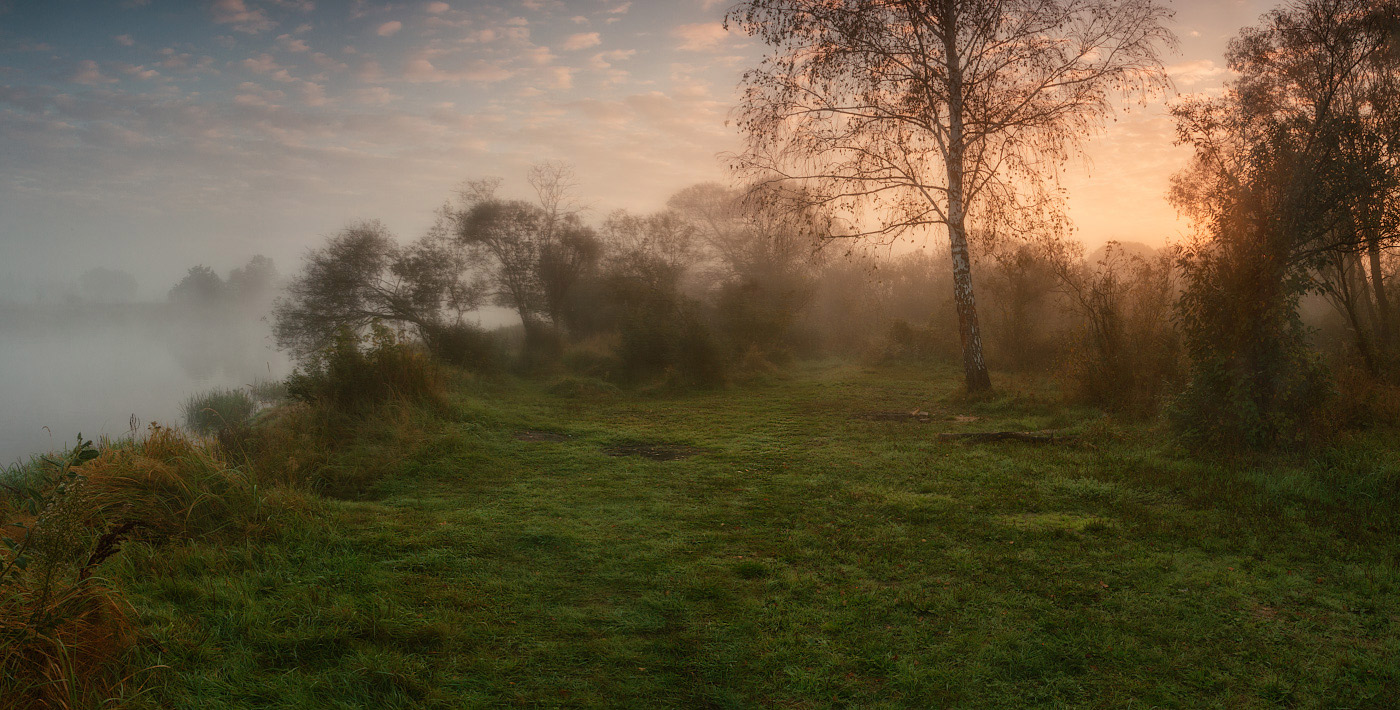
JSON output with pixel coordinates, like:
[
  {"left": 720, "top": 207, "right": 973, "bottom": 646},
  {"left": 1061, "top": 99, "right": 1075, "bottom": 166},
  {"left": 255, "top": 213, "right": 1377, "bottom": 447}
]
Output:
[{"left": 0, "top": 304, "right": 291, "bottom": 466}]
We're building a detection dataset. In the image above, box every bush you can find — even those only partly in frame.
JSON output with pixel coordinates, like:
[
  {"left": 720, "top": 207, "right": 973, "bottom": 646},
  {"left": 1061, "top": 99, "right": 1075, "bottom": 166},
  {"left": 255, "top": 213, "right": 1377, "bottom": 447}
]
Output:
[
  {"left": 882, "top": 319, "right": 946, "bottom": 361},
  {"left": 982, "top": 241, "right": 1063, "bottom": 370},
  {"left": 1049, "top": 243, "right": 1182, "bottom": 417},
  {"left": 616, "top": 297, "right": 726, "bottom": 387},
  {"left": 424, "top": 322, "right": 498, "bottom": 371},
  {"left": 1170, "top": 237, "right": 1332, "bottom": 450},
  {"left": 182, "top": 387, "right": 258, "bottom": 436},
  {"left": 286, "top": 324, "right": 444, "bottom": 410},
  {"left": 248, "top": 378, "right": 288, "bottom": 406},
  {"left": 562, "top": 335, "right": 623, "bottom": 380},
  {"left": 714, "top": 276, "right": 809, "bottom": 362}
]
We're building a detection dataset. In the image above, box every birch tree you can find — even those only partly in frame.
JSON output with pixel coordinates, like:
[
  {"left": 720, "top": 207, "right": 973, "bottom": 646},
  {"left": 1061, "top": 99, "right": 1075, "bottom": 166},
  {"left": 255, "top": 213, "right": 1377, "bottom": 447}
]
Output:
[{"left": 726, "top": 0, "right": 1174, "bottom": 391}]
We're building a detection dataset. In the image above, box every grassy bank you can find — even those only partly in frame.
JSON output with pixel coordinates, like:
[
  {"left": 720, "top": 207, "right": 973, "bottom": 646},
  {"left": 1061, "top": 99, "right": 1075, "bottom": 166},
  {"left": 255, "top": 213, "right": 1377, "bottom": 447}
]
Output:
[{"left": 8, "top": 361, "right": 1400, "bottom": 707}]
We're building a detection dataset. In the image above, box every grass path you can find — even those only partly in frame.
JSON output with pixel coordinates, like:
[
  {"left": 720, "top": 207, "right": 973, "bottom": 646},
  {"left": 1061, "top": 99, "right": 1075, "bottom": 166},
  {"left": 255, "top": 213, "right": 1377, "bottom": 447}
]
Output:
[{"left": 118, "top": 362, "right": 1399, "bottom": 707}]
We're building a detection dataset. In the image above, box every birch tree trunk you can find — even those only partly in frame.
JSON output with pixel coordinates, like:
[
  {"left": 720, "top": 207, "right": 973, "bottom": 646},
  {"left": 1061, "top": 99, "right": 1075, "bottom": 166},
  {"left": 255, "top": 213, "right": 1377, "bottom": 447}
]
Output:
[{"left": 942, "top": 5, "right": 992, "bottom": 392}]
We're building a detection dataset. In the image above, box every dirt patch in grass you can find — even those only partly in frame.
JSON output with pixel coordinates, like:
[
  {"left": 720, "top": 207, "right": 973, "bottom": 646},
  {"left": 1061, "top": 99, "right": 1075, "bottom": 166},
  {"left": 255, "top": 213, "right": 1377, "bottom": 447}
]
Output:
[
  {"left": 514, "top": 430, "right": 569, "bottom": 443},
  {"left": 602, "top": 443, "right": 710, "bottom": 461}
]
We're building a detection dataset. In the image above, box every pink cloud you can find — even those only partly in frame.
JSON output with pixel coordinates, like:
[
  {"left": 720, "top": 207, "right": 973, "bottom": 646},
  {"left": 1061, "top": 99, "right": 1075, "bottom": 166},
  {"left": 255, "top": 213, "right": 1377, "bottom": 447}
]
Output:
[
  {"left": 212, "top": 0, "right": 276, "bottom": 34},
  {"left": 562, "top": 32, "right": 601, "bottom": 51},
  {"left": 671, "top": 23, "right": 729, "bottom": 52}
]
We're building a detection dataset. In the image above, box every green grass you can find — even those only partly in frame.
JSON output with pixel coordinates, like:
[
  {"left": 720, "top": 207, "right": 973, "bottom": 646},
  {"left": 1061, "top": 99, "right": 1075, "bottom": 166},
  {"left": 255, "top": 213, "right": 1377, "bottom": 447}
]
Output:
[
  {"left": 112, "top": 361, "right": 1399, "bottom": 708},
  {"left": 182, "top": 387, "right": 258, "bottom": 435}
]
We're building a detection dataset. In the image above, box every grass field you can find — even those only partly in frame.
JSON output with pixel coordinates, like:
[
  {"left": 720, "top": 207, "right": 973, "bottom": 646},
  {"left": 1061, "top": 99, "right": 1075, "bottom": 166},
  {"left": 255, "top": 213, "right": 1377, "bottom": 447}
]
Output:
[{"left": 109, "top": 361, "right": 1399, "bottom": 708}]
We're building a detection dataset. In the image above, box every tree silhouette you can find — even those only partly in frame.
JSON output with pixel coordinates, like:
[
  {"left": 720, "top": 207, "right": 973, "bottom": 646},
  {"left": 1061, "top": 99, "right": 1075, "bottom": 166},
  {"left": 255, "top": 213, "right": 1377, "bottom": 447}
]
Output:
[{"left": 272, "top": 220, "right": 479, "bottom": 358}]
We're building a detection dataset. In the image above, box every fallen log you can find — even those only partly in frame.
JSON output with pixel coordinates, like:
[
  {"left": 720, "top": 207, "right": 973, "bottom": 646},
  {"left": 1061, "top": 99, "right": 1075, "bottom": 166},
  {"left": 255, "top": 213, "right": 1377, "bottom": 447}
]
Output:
[{"left": 936, "top": 430, "right": 1075, "bottom": 444}]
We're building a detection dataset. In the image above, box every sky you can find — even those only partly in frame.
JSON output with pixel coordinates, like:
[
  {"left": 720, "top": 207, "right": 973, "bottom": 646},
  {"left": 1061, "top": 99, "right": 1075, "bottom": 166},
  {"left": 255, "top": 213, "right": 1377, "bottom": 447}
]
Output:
[{"left": 0, "top": 0, "right": 1276, "bottom": 299}]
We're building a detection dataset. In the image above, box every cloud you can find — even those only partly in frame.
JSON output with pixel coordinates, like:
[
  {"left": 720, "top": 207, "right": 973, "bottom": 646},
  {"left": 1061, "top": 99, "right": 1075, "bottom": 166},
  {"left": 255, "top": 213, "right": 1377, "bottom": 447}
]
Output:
[
  {"left": 589, "top": 49, "right": 634, "bottom": 69},
  {"left": 670, "top": 23, "right": 728, "bottom": 52},
  {"left": 355, "top": 86, "right": 400, "bottom": 105},
  {"left": 212, "top": 0, "right": 276, "bottom": 34},
  {"left": 300, "top": 81, "right": 327, "bottom": 106},
  {"left": 117, "top": 63, "right": 161, "bottom": 81},
  {"left": 402, "top": 57, "right": 513, "bottom": 83},
  {"left": 114, "top": 34, "right": 135, "bottom": 47},
  {"left": 377, "top": 20, "right": 403, "bottom": 36},
  {"left": 546, "top": 66, "right": 573, "bottom": 89},
  {"left": 523, "top": 45, "right": 556, "bottom": 65},
  {"left": 608, "top": 2, "right": 630, "bottom": 14},
  {"left": 310, "top": 52, "right": 348, "bottom": 72},
  {"left": 233, "top": 81, "right": 285, "bottom": 106},
  {"left": 356, "top": 59, "right": 384, "bottom": 82},
  {"left": 1168, "top": 59, "right": 1232, "bottom": 88},
  {"left": 424, "top": 1, "right": 449, "bottom": 13},
  {"left": 277, "top": 34, "right": 310, "bottom": 52},
  {"left": 71, "top": 60, "right": 117, "bottom": 85},
  {"left": 241, "top": 53, "right": 296, "bottom": 82},
  {"left": 562, "top": 32, "right": 600, "bottom": 50}
]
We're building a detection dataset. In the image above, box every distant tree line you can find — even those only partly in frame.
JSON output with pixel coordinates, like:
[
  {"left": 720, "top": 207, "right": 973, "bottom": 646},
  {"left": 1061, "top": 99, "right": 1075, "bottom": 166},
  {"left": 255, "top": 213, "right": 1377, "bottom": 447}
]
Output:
[{"left": 168, "top": 255, "right": 280, "bottom": 310}]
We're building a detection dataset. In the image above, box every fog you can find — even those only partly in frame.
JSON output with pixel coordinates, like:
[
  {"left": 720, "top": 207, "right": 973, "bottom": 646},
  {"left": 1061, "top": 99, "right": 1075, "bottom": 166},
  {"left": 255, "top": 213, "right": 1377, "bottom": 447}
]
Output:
[{"left": 0, "top": 303, "right": 289, "bottom": 464}]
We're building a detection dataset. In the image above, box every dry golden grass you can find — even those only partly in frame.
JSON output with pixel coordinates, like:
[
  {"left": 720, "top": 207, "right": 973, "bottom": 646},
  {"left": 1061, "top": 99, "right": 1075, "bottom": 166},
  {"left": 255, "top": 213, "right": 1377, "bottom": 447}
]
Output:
[{"left": 0, "top": 424, "right": 285, "bottom": 709}]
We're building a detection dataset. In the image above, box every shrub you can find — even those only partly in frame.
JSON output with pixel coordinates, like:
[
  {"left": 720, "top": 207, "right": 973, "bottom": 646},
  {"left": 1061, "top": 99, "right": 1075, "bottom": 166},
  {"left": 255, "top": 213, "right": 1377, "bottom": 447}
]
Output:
[
  {"left": 616, "top": 298, "right": 726, "bottom": 387},
  {"left": 561, "top": 335, "right": 623, "bottom": 380},
  {"left": 248, "top": 378, "right": 288, "bottom": 406},
  {"left": 714, "top": 275, "right": 808, "bottom": 362},
  {"left": 882, "top": 319, "right": 946, "bottom": 361},
  {"left": 982, "top": 241, "right": 1063, "bottom": 370},
  {"left": 424, "top": 322, "right": 498, "bottom": 371},
  {"left": 1048, "top": 242, "right": 1182, "bottom": 416},
  {"left": 286, "top": 324, "right": 444, "bottom": 410},
  {"left": 1169, "top": 236, "right": 1332, "bottom": 450},
  {"left": 182, "top": 387, "right": 258, "bottom": 436}
]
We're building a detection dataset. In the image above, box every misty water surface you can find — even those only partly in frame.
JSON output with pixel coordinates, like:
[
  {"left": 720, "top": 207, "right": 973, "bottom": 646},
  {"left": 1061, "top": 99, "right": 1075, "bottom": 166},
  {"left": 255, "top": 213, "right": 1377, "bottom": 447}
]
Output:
[{"left": 0, "top": 304, "right": 290, "bottom": 466}]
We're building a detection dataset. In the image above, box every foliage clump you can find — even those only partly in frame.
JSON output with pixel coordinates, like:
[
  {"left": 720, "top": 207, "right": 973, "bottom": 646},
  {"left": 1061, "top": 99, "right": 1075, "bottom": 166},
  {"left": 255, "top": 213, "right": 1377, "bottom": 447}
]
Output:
[
  {"left": 286, "top": 324, "right": 444, "bottom": 410},
  {"left": 1, "top": 428, "right": 277, "bottom": 708},
  {"left": 182, "top": 387, "right": 259, "bottom": 436}
]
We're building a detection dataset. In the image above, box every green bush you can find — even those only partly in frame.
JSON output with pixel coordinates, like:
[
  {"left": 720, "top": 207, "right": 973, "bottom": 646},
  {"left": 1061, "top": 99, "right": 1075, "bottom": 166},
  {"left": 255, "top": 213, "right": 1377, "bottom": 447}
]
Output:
[
  {"left": 424, "top": 322, "right": 499, "bottom": 371},
  {"left": 616, "top": 297, "right": 726, "bottom": 387},
  {"left": 286, "top": 324, "right": 444, "bottom": 410},
  {"left": 562, "top": 336, "right": 623, "bottom": 380},
  {"left": 1170, "top": 240, "right": 1332, "bottom": 450}
]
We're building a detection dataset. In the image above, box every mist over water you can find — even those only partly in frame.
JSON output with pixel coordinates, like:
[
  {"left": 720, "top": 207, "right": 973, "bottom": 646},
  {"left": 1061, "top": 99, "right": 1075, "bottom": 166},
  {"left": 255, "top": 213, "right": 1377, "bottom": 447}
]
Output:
[{"left": 0, "top": 304, "right": 290, "bottom": 465}]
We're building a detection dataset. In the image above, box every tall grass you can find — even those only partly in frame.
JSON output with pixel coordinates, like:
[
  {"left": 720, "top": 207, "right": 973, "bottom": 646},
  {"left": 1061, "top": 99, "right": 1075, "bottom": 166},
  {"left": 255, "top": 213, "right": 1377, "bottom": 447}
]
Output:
[
  {"left": 181, "top": 387, "right": 258, "bottom": 436},
  {"left": 0, "top": 425, "right": 292, "bottom": 708}
]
